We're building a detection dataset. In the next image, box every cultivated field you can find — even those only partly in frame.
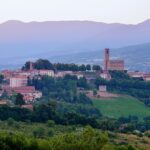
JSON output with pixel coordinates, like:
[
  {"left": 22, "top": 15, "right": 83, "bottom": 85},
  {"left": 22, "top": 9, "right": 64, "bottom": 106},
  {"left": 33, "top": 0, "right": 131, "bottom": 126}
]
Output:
[{"left": 93, "top": 96, "right": 150, "bottom": 119}]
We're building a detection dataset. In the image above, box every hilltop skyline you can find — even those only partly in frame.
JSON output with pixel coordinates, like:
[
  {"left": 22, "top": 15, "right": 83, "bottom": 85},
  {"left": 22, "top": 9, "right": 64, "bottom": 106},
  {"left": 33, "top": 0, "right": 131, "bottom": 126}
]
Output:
[
  {"left": 0, "top": 19, "right": 150, "bottom": 71},
  {"left": 1, "top": 18, "right": 150, "bottom": 25},
  {"left": 0, "top": 0, "right": 150, "bottom": 24}
]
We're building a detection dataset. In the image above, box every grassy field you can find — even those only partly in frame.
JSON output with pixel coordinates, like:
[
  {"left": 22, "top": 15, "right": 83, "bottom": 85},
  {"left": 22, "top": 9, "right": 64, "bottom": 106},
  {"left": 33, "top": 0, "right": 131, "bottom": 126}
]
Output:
[{"left": 93, "top": 96, "right": 150, "bottom": 119}]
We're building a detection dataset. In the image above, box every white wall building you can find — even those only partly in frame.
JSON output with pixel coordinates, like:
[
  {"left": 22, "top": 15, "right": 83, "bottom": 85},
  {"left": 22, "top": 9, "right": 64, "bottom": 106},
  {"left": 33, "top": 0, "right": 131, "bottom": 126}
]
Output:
[
  {"left": 9, "top": 75, "right": 28, "bottom": 87},
  {"left": 39, "top": 70, "right": 55, "bottom": 77}
]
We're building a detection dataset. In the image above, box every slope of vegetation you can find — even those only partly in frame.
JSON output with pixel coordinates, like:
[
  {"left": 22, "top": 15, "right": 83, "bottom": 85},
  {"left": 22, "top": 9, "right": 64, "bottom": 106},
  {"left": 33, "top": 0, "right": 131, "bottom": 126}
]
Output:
[
  {"left": 95, "top": 70, "right": 150, "bottom": 106},
  {"left": 0, "top": 60, "right": 150, "bottom": 149},
  {"left": 0, "top": 120, "right": 149, "bottom": 150},
  {"left": 93, "top": 96, "right": 150, "bottom": 119}
]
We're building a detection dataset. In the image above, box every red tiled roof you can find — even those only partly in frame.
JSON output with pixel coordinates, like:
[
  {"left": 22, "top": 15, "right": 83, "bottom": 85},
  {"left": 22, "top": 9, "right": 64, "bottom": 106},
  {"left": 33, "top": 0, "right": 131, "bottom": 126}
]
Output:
[
  {"left": 2, "top": 86, "right": 36, "bottom": 95},
  {"left": 10, "top": 75, "right": 28, "bottom": 79}
]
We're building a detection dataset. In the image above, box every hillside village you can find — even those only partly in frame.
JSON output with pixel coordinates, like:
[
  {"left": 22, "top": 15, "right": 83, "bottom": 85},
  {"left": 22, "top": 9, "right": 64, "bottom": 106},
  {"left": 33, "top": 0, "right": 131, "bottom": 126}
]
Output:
[
  {"left": 0, "top": 50, "right": 150, "bottom": 150},
  {"left": 0, "top": 1, "right": 150, "bottom": 149},
  {"left": 0, "top": 48, "right": 150, "bottom": 109}
]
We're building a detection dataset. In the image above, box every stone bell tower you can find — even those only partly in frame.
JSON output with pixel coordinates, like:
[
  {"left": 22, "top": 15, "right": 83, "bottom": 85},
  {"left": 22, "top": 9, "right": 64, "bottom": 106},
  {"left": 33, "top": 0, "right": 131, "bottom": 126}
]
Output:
[{"left": 104, "top": 48, "right": 110, "bottom": 71}]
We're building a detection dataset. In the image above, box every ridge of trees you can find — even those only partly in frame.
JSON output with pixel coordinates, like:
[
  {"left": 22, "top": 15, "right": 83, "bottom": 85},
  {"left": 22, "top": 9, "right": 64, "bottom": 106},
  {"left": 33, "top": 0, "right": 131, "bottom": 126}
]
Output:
[{"left": 22, "top": 59, "right": 102, "bottom": 72}]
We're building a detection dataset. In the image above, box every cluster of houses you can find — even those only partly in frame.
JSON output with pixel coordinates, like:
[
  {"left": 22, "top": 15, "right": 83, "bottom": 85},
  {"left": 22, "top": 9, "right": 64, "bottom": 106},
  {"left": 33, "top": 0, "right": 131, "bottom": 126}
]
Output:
[
  {"left": 128, "top": 71, "right": 150, "bottom": 81},
  {"left": 0, "top": 69, "right": 44, "bottom": 104},
  {"left": 100, "top": 48, "right": 150, "bottom": 81},
  {"left": 0, "top": 63, "right": 84, "bottom": 104},
  {"left": 0, "top": 48, "right": 150, "bottom": 106}
]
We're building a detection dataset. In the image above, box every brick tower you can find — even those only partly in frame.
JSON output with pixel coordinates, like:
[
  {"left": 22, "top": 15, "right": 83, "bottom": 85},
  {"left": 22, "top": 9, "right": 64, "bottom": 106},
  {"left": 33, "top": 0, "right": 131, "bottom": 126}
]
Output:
[{"left": 104, "top": 48, "right": 110, "bottom": 71}]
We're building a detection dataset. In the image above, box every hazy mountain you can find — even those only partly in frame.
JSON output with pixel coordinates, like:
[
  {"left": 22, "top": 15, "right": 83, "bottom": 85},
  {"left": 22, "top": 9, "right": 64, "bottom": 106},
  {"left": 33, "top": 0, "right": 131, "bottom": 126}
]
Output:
[
  {"left": 0, "top": 20, "right": 150, "bottom": 70},
  {"left": 0, "top": 42, "right": 150, "bottom": 72},
  {"left": 0, "top": 20, "right": 150, "bottom": 56},
  {"left": 47, "top": 42, "right": 150, "bottom": 72}
]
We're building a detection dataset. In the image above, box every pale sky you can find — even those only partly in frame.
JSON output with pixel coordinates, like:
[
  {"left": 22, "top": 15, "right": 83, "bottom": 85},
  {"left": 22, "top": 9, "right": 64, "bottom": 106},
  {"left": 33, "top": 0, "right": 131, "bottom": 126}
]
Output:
[{"left": 0, "top": 0, "right": 150, "bottom": 24}]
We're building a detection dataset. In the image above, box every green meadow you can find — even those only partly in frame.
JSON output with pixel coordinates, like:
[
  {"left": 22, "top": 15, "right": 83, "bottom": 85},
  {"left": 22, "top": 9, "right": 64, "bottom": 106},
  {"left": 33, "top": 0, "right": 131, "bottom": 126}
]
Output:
[{"left": 93, "top": 96, "right": 150, "bottom": 119}]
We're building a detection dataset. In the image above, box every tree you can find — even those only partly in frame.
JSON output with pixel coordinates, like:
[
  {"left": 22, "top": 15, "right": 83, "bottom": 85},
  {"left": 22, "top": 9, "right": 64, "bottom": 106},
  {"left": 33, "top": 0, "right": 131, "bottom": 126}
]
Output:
[
  {"left": 34, "top": 59, "right": 54, "bottom": 70},
  {"left": 0, "top": 74, "right": 4, "bottom": 83},
  {"left": 79, "top": 64, "right": 86, "bottom": 71},
  {"left": 33, "top": 127, "right": 45, "bottom": 138},
  {"left": 7, "top": 117, "right": 15, "bottom": 126},
  {"left": 95, "top": 77, "right": 107, "bottom": 89},
  {"left": 22, "top": 59, "right": 54, "bottom": 70},
  {"left": 32, "top": 101, "right": 57, "bottom": 122},
  {"left": 93, "top": 89, "right": 97, "bottom": 96},
  {"left": 77, "top": 77, "right": 87, "bottom": 89},
  {"left": 47, "top": 120, "right": 55, "bottom": 127},
  {"left": 86, "top": 64, "right": 91, "bottom": 71},
  {"left": 92, "top": 65, "right": 102, "bottom": 71},
  {"left": 51, "top": 126, "right": 108, "bottom": 150},
  {"left": 22, "top": 61, "right": 31, "bottom": 70},
  {"left": 15, "top": 93, "right": 25, "bottom": 106},
  {"left": 0, "top": 90, "right": 9, "bottom": 99},
  {"left": 109, "top": 70, "right": 130, "bottom": 80}
]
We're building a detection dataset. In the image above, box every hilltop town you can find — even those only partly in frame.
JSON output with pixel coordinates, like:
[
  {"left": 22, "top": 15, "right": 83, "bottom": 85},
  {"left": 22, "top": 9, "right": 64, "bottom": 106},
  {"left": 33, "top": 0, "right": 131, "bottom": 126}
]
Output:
[
  {"left": 0, "top": 48, "right": 150, "bottom": 108},
  {"left": 0, "top": 0, "right": 150, "bottom": 149},
  {"left": 0, "top": 47, "right": 150, "bottom": 150}
]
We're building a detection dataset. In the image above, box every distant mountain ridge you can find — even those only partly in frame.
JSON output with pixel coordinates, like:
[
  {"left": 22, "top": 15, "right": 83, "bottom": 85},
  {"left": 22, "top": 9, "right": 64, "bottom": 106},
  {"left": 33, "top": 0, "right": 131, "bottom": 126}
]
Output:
[
  {"left": 47, "top": 42, "right": 150, "bottom": 72},
  {"left": 0, "top": 19, "right": 150, "bottom": 70},
  {"left": 0, "top": 19, "right": 150, "bottom": 55}
]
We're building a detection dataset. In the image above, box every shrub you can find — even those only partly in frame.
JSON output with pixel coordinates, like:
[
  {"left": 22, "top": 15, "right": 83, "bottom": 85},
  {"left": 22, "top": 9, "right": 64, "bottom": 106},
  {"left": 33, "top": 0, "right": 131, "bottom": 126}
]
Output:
[
  {"left": 33, "top": 127, "right": 45, "bottom": 138},
  {"left": 47, "top": 120, "right": 55, "bottom": 127},
  {"left": 7, "top": 118, "right": 15, "bottom": 126}
]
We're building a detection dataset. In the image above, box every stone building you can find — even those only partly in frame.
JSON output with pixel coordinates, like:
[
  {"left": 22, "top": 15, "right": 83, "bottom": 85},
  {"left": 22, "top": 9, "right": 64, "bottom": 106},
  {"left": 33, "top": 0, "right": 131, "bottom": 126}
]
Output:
[
  {"left": 99, "top": 85, "right": 107, "bottom": 92},
  {"left": 9, "top": 75, "right": 28, "bottom": 87},
  {"left": 104, "top": 48, "right": 124, "bottom": 71},
  {"left": 108, "top": 60, "right": 124, "bottom": 71}
]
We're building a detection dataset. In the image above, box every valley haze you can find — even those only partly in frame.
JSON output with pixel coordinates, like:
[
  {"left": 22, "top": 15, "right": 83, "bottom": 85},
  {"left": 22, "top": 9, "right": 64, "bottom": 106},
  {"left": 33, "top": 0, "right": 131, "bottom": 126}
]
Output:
[{"left": 0, "top": 19, "right": 150, "bottom": 71}]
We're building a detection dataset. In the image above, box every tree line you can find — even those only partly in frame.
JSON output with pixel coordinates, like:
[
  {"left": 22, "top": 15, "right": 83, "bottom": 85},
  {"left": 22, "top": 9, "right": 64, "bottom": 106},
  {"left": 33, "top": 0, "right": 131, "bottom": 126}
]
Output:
[{"left": 22, "top": 59, "right": 102, "bottom": 72}]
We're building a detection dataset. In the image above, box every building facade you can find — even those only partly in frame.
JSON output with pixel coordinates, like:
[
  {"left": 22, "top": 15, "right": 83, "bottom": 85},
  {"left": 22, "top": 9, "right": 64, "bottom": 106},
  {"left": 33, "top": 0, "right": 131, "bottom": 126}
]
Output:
[
  {"left": 104, "top": 48, "right": 125, "bottom": 71},
  {"left": 1, "top": 86, "right": 42, "bottom": 103},
  {"left": 38, "top": 70, "right": 55, "bottom": 77},
  {"left": 99, "top": 85, "right": 107, "bottom": 92},
  {"left": 9, "top": 75, "right": 28, "bottom": 87},
  {"left": 108, "top": 60, "right": 124, "bottom": 71}
]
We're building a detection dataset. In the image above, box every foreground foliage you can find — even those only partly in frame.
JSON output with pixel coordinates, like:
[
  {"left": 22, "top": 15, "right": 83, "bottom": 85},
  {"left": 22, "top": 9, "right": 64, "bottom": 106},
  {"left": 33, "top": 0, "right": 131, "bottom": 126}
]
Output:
[{"left": 0, "top": 126, "right": 141, "bottom": 150}]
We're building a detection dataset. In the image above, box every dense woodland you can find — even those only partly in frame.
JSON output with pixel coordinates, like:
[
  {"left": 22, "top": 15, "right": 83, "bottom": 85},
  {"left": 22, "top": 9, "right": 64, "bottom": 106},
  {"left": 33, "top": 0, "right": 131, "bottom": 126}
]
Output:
[
  {"left": 0, "top": 73, "right": 149, "bottom": 132},
  {"left": 0, "top": 125, "right": 144, "bottom": 150},
  {"left": 0, "top": 59, "right": 150, "bottom": 149}
]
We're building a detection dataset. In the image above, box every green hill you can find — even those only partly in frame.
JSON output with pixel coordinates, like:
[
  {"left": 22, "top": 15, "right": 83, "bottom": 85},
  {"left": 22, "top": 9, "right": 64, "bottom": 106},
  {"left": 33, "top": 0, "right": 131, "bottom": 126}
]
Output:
[{"left": 93, "top": 96, "right": 150, "bottom": 120}]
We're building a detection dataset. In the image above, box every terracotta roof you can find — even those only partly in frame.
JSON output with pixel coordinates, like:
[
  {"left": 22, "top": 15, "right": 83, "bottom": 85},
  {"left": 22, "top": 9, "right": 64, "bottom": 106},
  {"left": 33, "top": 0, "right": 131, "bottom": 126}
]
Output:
[{"left": 10, "top": 75, "right": 28, "bottom": 79}]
